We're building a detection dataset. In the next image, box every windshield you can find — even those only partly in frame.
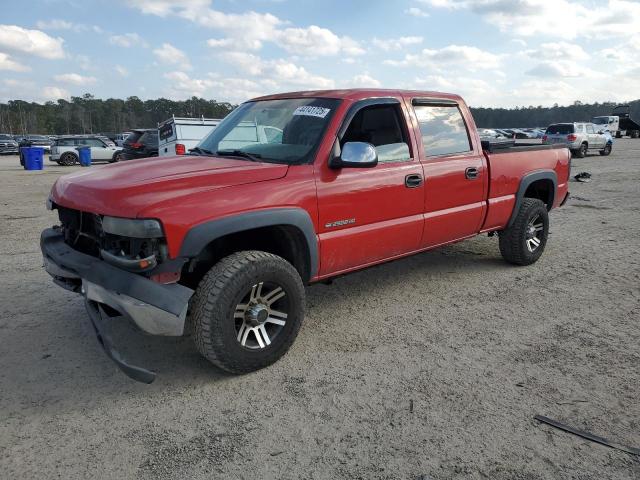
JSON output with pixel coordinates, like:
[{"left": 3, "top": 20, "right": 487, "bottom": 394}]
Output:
[
  {"left": 196, "top": 98, "right": 340, "bottom": 164},
  {"left": 0, "top": 134, "right": 13, "bottom": 140},
  {"left": 592, "top": 117, "right": 608, "bottom": 125}
]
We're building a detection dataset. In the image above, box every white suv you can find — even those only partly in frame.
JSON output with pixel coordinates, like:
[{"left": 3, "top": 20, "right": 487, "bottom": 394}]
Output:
[{"left": 50, "top": 136, "right": 123, "bottom": 166}]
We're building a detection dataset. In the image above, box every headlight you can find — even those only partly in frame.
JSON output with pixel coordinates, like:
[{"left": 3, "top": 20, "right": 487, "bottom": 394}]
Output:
[{"left": 102, "top": 216, "right": 163, "bottom": 238}]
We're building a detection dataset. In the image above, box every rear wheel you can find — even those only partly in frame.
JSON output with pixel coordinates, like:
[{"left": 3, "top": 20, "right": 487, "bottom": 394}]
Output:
[
  {"left": 499, "top": 198, "right": 549, "bottom": 266},
  {"left": 599, "top": 144, "right": 612, "bottom": 156},
  {"left": 572, "top": 142, "right": 587, "bottom": 158},
  {"left": 59, "top": 152, "right": 77, "bottom": 166},
  {"left": 630, "top": 130, "right": 639, "bottom": 139},
  {"left": 190, "top": 251, "right": 305, "bottom": 374}
]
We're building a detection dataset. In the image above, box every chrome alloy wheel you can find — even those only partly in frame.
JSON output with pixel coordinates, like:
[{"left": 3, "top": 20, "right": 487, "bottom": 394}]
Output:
[
  {"left": 234, "top": 282, "right": 288, "bottom": 350},
  {"left": 525, "top": 214, "right": 544, "bottom": 252}
]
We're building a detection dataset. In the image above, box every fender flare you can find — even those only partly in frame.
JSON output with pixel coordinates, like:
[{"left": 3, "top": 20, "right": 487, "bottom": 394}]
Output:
[
  {"left": 179, "top": 208, "right": 319, "bottom": 280},
  {"left": 507, "top": 170, "right": 557, "bottom": 228}
]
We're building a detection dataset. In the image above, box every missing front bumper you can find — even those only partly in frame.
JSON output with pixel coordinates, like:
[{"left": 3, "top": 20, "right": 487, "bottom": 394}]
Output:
[{"left": 41, "top": 228, "right": 194, "bottom": 383}]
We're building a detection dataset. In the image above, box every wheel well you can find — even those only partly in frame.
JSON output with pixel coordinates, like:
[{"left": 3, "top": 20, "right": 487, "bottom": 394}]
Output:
[
  {"left": 524, "top": 179, "right": 554, "bottom": 210},
  {"left": 180, "top": 225, "right": 311, "bottom": 288}
]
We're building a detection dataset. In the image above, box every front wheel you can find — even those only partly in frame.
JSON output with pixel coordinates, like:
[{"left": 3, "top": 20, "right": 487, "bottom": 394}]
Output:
[
  {"left": 59, "top": 152, "right": 77, "bottom": 166},
  {"left": 190, "top": 251, "right": 305, "bottom": 374},
  {"left": 110, "top": 151, "right": 125, "bottom": 163},
  {"left": 499, "top": 198, "right": 549, "bottom": 266},
  {"left": 599, "top": 144, "right": 612, "bottom": 156}
]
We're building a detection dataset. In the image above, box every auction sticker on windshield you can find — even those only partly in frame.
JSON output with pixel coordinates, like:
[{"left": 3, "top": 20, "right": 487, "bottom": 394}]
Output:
[{"left": 293, "top": 106, "right": 331, "bottom": 118}]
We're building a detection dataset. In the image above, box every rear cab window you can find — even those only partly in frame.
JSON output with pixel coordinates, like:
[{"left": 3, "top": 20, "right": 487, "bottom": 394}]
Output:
[
  {"left": 412, "top": 103, "right": 472, "bottom": 157},
  {"left": 546, "top": 124, "right": 574, "bottom": 135}
]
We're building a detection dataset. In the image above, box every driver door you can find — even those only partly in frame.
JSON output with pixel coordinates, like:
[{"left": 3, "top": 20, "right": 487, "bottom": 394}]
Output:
[{"left": 315, "top": 99, "right": 425, "bottom": 277}]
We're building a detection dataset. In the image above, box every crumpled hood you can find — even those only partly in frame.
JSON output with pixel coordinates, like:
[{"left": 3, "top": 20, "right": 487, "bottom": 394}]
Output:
[{"left": 51, "top": 155, "right": 288, "bottom": 217}]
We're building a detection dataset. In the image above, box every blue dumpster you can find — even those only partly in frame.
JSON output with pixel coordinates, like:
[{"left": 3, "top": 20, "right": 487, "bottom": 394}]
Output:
[
  {"left": 23, "top": 147, "right": 44, "bottom": 170},
  {"left": 76, "top": 146, "right": 91, "bottom": 167}
]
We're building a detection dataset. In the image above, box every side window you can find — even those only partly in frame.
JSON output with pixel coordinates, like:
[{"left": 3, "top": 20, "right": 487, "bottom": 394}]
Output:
[
  {"left": 341, "top": 104, "right": 411, "bottom": 163},
  {"left": 586, "top": 124, "right": 595, "bottom": 134},
  {"left": 413, "top": 104, "right": 471, "bottom": 157}
]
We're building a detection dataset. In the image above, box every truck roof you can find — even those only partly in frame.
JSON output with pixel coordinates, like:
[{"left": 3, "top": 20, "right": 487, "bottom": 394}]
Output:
[{"left": 252, "top": 88, "right": 463, "bottom": 103}]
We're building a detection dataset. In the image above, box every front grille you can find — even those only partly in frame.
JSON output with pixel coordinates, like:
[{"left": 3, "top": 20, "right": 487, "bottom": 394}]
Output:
[
  {"left": 58, "top": 206, "right": 103, "bottom": 257},
  {"left": 57, "top": 206, "right": 167, "bottom": 266}
]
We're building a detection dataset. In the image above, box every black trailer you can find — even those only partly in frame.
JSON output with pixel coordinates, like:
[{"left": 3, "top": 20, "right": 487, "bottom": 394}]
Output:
[{"left": 612, "top": 105, "right": 640, "bottom": 138}]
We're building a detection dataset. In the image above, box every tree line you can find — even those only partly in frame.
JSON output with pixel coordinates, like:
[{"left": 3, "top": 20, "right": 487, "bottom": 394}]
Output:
[
  {"left": 0, "top": 94, "right": 235, "bottom": 135},
  {"left": 471, "top": 99, "right": 640, "bottom": 128},
  {"left": 0, "top": 93, "right": 638, "bottom": 134}
]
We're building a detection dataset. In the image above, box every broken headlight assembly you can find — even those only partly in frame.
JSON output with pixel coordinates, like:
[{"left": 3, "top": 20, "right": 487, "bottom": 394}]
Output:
[{"left": 100, "top": 216, "right": 168, "bottom": 273}]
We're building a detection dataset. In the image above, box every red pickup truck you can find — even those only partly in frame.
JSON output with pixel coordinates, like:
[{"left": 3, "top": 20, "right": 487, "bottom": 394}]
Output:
[{"left": 41, "top": 89, "right": 571, "bottom": 382}]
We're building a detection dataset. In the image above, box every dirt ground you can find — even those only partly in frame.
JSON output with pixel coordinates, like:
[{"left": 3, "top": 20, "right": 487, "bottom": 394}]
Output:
[{"left": 0, "top": 142, "right": 639, "bottom": 480}]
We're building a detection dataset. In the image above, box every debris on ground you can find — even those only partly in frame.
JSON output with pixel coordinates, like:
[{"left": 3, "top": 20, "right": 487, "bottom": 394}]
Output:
[
  {"left": 534, "top": 415, "right": 640, "bottom": 456},
  {"left": 574, "top": 172, "right": 592, "bottom": 182}
]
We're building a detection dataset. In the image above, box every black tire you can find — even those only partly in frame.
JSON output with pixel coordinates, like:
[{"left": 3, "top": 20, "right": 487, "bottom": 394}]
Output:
[
  {"left": 110, "top": 151, "right": 124, "bottom": 163},
  {"left": 499, "top": 198, "right": 549, "bottom": 266},
  {"left": 631, "top": 130, "right": 639, "bottom": 139},
  {"left": 615, "top": 131, "right": 622, "bottom": 138},
  {"left": 190, "top": 250, "right": 305, "bottom": 374},
  {"left": 599, "top": 144, "right": 612, "bottom": 156},
  {"left": 59, "top": 152, "right": 77, "bottom": 166},
  {"left": 572, "top": 142, "right": 588, "bottom": 158}
]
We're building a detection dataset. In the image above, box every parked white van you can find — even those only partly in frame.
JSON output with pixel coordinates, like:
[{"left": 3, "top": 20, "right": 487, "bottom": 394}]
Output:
[{"left": 158, "top": 116, "right": 221, "bottom": 157}]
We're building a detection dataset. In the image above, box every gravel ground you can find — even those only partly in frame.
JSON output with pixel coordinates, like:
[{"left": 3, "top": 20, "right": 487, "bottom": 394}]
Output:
[{"left": 0, "top": 143, "right": 639, "bottom": 480}]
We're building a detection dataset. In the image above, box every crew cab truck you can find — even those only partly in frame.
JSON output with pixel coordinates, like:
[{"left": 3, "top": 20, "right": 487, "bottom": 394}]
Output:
[{"left": 40, "top": 89, "right": 571, "bottom": 383}]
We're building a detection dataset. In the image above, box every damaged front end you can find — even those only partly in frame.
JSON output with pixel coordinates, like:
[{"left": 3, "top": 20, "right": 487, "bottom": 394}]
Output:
[{"left": 40, "top": 206, "right": 193, "bottom": 383}]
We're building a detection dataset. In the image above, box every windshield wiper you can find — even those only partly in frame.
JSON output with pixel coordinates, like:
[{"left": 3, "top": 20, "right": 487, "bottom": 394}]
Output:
[
  {"left": 188, "top": 147, "right": 215, "bottom": 156},
  {"left": 216, "top": 149, "right": 262, "bottom": 162}
]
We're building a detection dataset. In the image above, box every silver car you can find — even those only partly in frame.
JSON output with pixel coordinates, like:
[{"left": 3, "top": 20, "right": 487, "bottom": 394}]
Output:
[
  {"left": 50, "top": 135, "right": 123, "bottom": 166},
  {"left": 542, "top": 122, "right": 612, "bottom": 158}
]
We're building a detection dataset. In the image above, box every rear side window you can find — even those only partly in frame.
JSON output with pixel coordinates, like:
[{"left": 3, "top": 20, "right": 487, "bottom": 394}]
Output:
[
  {"left": 56, "top": 138, "right": 75, "bottom": 146},
  {"left": 159, "top": 123, "right": 174, "bottom": 141},
  {"left": 139, "top": 131, "right": 158, "bottom": 146},
  {"left": 546, "top": 124, "right": 574, "bottom": 134},
  {"left": 413, "top": 104, "right": 471, "bottom": 157}
]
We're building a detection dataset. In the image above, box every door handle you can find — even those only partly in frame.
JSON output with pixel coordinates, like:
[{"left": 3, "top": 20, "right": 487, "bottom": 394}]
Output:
[
  {"left": 405, "top": 174, "right": 423, "bottom": 188},
  {"left": 465, "top": 167, "right": 479, "bottom": 180}
]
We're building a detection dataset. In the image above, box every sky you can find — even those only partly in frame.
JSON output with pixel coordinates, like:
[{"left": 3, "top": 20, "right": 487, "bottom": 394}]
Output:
[{"left": 0, "top": 0, "right": 639, "bottom": 108}]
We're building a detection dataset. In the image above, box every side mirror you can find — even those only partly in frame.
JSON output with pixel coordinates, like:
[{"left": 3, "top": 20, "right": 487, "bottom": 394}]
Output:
[{"left": 330, "top": 141, "right": 378, "bottom": 169}]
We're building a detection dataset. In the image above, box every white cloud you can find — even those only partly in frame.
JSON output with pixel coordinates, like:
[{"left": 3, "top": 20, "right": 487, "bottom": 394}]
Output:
[
  {"left": 372, "top": 36, "right": 423, "bottom": 52},
  {"left": 109, "top": 33, "right": 147, "bottom": 48},
  {"left": 421, "top": 0, "right": 640, "bottom": 40},
  {"left": 54, "top": 73, "right": 97, "bottom": 86},
  {"left": 164, "top": 71, "right": 213, "bottom": 97},
  {"left": 385, "top": 44, "right": 500, "bottom": 71},
  {"left": 220, "top": 52, "right": 335, "bottom": 89},
  {"left": 42, "top": 86, "right": 70, "bottom": 101},
  {"left": 405, "top": 7, "right": 430, "bottom": 17},
  {"left": 525, "top": 41, "right": 589, "bottom": 61},
  {"left": 153, "top": 43, "right": 191, "bottom": 69},
  {"left": 0, "top": 52, "right": 29, "bottom": 71},
  {"left": 115, "top": 65, "right": 129, "bottom": 77},
  {"left": 346, "top": 73, "right": 382, "bottom": 88},
  {"left": 36, "top": 19, "right": 74, "bottom": 30},
  {"left": 276, "top": 26, "right": 365, "bottom": 56},
  {"left": 0, "top": 25, "right": 65, "bottom": 59},
  {"left": 130, "top": 1, "right": 363, "bottom": 56}
]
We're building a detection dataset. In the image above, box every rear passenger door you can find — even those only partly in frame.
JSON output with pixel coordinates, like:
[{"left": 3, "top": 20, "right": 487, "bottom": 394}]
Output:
[
  {"left": 315, "top": 98, "right": 425, "bottom": 276},
  {"left": 409, "top": 99, "right": 487, "bottom": 248}
]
